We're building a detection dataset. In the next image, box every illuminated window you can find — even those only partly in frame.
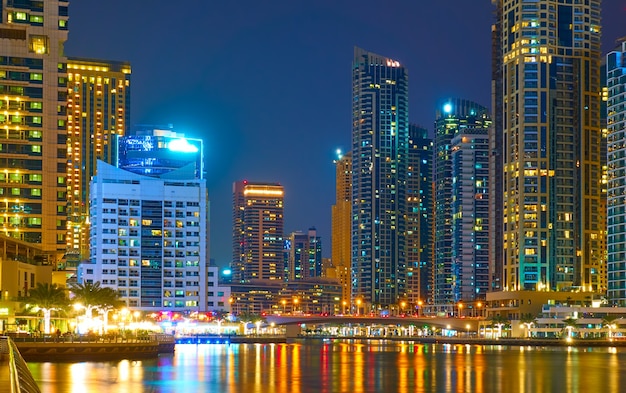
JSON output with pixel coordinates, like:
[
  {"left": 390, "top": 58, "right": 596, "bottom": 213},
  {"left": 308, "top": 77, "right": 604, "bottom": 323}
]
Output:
[
  {"left": 142, "top": 219, "right": 152, "bottom": 225},
  {"left": 58, "top": 20, "right": 67, "bottom": 28},
  {"left": 11, "top": 188, "right": 20, "bottom": 196},
  {"left": 30, "top": 102, "right": 42, "bottom": 110},
  {"left": 15, "top": 12, "right": 27, "bottom": 21},
  {"left": 29, "top": 15, "right": 43, "bottom": 24},
  {"left": 30, "top": 73, "right": 42, "bottom": 81},
  {"left": 31, "top": 145, "right": 41, "bottom": 154},
  {"left": 29, "top": 35, "right": 48, "bottom": 54}
]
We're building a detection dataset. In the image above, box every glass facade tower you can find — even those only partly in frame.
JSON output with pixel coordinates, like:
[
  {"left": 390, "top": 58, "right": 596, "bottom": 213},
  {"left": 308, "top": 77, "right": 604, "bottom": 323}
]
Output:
[
  {"left": 434, "top": 99, "right": 491, "bottom": 305},
  {"left": 607, "top": 39, "right": 626, "bottom": 305},
  {"left": 351, "top": 47, "right": 408, "bottom": 309},
  {"left": 493, "top": 0, "right": 605, "bottom": 292}
]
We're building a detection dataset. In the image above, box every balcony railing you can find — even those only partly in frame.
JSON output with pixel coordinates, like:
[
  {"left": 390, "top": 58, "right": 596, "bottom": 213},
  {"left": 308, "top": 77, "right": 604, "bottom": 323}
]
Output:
[{"left": 1, "top": 336, "right": 40, "bottom": 393}]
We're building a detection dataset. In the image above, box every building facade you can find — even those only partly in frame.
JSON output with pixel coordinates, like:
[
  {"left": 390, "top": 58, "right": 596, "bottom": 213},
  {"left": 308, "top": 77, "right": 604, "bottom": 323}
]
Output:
[
  {"left": 331, "top": 151, "right": 352, "bottom": 307},
  {"left": 285, "top": 227, "right": 322, "bottom": 281},
  {"left": 0, "top": 0, "right": 69, "bottom": 262},
  {"left": 232, "top": 181, "right": 284, "bottom": 283},
  {"left": 406, "top": 125, "right": 433, "bottom": 306},
  {"left": 351, "top": 47, "right": 408, "bottom": 309},
  {"left": 66, "top": 57, "right": 131, "bottom": 267},
  {"left": 493, "top": 0, "right": 605, "bottom": 292},
  {"left": 82, "top": 161, "right": 209, "bottom": 312},
  {"left": 607, "top": 39, "right": 626, "bottom": 306},
  {"left": 434, "top": 99, "right": 491, "bottom": 305}
]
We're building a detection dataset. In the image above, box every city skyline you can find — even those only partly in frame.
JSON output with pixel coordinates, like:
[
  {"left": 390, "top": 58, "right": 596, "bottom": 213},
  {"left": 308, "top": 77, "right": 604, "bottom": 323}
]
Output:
[{"left": 67, "top": 1, "right": 626, "bottom": 265}]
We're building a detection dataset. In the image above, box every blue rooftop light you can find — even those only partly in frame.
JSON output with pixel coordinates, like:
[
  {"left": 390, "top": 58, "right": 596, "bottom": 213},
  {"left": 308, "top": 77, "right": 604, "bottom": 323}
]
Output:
[
  {"left": 168, "top": 138, "right": 199, "bottom": 153},
  {"left": 443, "top": 103, "right": 453, "bottom": 114}
]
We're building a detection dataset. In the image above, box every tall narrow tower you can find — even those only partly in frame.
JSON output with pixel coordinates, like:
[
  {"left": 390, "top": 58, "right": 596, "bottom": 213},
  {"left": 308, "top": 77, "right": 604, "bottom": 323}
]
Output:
[
  {"left": 406, "top": 125, "right": 433, "bottom": 306},
  {"left": 232, "top": 181, "right": 284, "bottom": 283},
  {"left": 332, "top": 150, "right": 352, "bottom": 307},
  {"left": 0, "top": 1, "right": 69, "bottom": 262},
  {"left": 607, "top": 39, "right": 626, "bottom": 305},
  {"left": 434, "top": 99, "right": 491, "bottom": 305},
  {"left": 493, "top": 0, "right": 604, "bottom": 292},
  {"left": 351, "top": 47, "right": 409, "bottom": 309},
  {"left": 66, "top": 57, "right": 131, "bottom": 267}
]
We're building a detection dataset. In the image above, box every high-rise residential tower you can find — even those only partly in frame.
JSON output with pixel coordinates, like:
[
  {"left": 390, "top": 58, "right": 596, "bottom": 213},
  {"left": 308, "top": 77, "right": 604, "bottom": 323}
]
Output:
[
  {"left": 232, "top": 181, "right": 284, "bottom": 283},
  {"left": 83, "top": 160, "right": 209, "bottom": 311},
  {"left": 493, "top": 0, "right": 605, "bottom": 292},
  {"left": 0, "top": 1, "right": 69, "bottom": 263},
  {"left": 331, "top": 151, "right": 352, "bottom": 308},
  {"left": 406, "top": 125, "right": 433, "bottom": 306},
  {"left": 607, "top": 39, "right": 626, "bottom": 305},
  {"left": 65, "top": 57, "right": 131, "bottom": 267},
  {"left": 351, "top": 47, "right": 408, "bottom": 309},
  {"left": 434, "top": 99, "right": 491, "bottom": 305}
]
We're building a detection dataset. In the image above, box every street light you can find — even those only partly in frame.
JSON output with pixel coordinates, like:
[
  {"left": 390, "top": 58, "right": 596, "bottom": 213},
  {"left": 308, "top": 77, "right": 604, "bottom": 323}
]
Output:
[
  {"left": 400, "top": 301, "right": 407, "bottom": 316},
  {"left": 476, "top": 302, "right": 482, "bottom": 318},
  {"left": 281, "top": 299, "right": 287, "bottom": 314},
  {"left": 342, "top": 301, "right": 347, "bottom": 315},
  {"left": 293, "top": 298, "right": 299, "bottom": 314},
  {"left": 458, "top": 303, "right": 464, "bottom": 317},
  {"left": 356, "top": 299, "right": 362, "bottom": 316},
  {"left": 417, "top": 300, "right": 423, "bottom": 317}
]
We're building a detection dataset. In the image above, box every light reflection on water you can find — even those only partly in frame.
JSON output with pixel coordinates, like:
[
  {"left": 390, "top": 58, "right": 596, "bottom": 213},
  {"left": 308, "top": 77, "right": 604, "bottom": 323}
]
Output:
[{"left": 28, "top": 341, "right": 626, "bottom": 393}]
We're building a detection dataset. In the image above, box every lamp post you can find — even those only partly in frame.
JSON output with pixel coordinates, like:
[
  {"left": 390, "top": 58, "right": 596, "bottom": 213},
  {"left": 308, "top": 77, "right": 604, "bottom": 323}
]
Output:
[
  {"left": 342, "top": 301, "right": 347, "bottom": 315},
  {"left": 458, "top": 303, "right": 464, "bottom": 317},
  {"left": 417, "top": 300, "right": 423, "bottom": 317},
  {"left": 476, "top": 302, "right": 482, "bottom": 318},
  {"left": 356, "top": 299, "right": 362, "bottom": 316},
  {"left": 281, "top": 299, "right": 286, "bottom": 314},
  {"left": 400, "top": 301, "right": 406, "bottom": 316},
  {"left": 293, "top": 298, "right": 299, "bottom": 314}
]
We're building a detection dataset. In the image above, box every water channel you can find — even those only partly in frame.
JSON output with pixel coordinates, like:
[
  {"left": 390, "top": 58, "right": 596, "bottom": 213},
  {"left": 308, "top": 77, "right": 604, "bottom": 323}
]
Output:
[{"left": 27, "top": 340, "right": 626, "bottom": 392}]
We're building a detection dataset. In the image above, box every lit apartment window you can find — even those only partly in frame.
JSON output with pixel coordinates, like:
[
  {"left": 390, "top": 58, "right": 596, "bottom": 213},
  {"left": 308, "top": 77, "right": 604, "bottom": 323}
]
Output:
[{"left": 29, "top": 35, "right": 49, "bottom": 54}]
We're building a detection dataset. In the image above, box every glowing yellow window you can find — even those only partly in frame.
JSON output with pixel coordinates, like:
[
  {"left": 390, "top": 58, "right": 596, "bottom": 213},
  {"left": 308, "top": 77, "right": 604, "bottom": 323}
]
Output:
[{"left": 29, "top": 35, "right": 48, "bottom": 54}]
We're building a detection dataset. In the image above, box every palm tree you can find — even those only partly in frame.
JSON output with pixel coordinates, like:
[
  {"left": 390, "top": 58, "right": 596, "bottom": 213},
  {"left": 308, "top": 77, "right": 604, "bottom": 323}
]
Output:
[
  {"left": 489, "top": 315, "right": 510, "bottom": 338},
  {"left": 69, "top": 281, "right": 122, "bottom": 318},
  {"left": 602, "top": 315, "right": 620, "bottom": 339},
  {"left": 519, "top": 313, "right": 538, "bottom": 338},
  {"left": 562, "top": 317, "right": 578, "bottom": 339},
  {"left": 25, "top": 283, "right": 69, "bottom": 334}
]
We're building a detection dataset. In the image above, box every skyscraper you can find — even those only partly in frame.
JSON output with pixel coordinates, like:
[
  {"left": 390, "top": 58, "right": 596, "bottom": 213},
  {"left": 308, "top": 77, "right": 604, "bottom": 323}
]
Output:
[
  {"left": 493, "top": 0, "right": 605, "bottom": 292},
  {"left": 607, "top": 39, "right": 626, "bottom": 305},
  {"left": 351, "top": 47, "right": 408, "bottom": 309},
  {"left": 434, "top": 99, "right": 491, "bottom": 306},
  {"left": 331, "top": 151, "right": 352, "bottom": 308},
  {"left": 0, "top": 1, "right": 69, "bottom": 262},
  {"left": 66, "top": 57, "right": 131, "bottom": 267},
  {"left": 232, "top": 181, "right": 284, "bottom": 283},
  {"left": 285, "top": 227, "right": 322, "bottom": 281},
  {"left": 406, "top": 125, "right": 433, "bottom": 306}
]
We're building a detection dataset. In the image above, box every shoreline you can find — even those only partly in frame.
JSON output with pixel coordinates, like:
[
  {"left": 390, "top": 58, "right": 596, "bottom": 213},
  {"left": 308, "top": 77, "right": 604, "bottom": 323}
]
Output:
[
  {"left": 15, "top": 334, "right": 626, "bottom": 362},
  {"left": 294, "top": 335, "right": 626, "bottom": 347}
]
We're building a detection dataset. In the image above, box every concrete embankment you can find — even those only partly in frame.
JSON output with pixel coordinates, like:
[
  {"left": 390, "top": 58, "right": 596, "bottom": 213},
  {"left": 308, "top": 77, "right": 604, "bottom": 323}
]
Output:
[{"left": 14, "top": 335, "right": 176, "bottom": 362}]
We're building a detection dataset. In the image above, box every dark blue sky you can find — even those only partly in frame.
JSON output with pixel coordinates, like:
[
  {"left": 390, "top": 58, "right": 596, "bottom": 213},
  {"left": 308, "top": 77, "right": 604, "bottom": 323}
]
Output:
[{"left": 67, "top": 1, "right": 625, "bottom": 266}]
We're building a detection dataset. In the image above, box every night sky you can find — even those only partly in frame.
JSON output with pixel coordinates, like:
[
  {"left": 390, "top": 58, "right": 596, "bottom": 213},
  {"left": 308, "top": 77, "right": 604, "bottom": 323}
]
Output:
[{"left": 67, "top": 1, "right": 626, "bottom": 266}]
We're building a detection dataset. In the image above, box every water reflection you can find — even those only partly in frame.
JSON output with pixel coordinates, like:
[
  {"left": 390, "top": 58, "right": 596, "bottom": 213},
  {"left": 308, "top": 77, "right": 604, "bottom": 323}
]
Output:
[{"left": 28, "top": 341, "right": 626, "bottom": 393}]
